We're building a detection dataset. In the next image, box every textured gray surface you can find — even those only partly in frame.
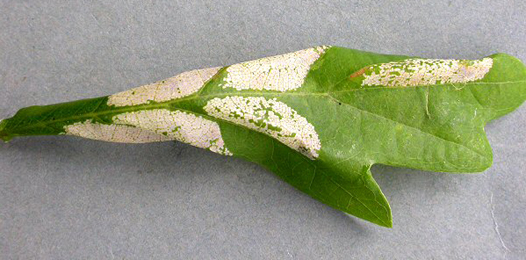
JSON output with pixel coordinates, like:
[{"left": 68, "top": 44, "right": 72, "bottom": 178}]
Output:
[{"left": 1, "top": 1, "right": 525, "bottom": 259}]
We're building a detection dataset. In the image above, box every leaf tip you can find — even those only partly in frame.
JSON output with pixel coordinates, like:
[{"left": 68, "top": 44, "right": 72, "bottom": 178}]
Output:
[
  {"left": 374, "top": 196, "right": 393, "bottom": 228},
  {"left": 382, "top": 214, "right": 393, "bottom": 228},
  {"left": 345, "top": 211, "right": 392, "bottom": 227}
]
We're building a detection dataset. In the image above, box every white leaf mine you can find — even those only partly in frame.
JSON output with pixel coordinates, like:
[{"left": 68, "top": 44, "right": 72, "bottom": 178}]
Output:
[
  {"left": 65, "top": 121, "right": 173, "bottom": 143},
  {"left": 204, "top": 96, "right": 321, "bottom": 159},
  {"left": 64, "top": 109, "right": 232, "bottom": 156},
  {"left": 221, "top": 46, "right": 329, "bottom": 92},
  {"left": 362, "top": 58, "right": 493, "bottom": 87},
  {"left": 107, "top": 67, "right": 221, "bottom": 107}
]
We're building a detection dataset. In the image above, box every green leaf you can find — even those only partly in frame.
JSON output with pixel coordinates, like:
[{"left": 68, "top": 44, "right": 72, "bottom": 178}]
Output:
[{"left": 1, "top": 46, "right": 525, "bottom": 227}]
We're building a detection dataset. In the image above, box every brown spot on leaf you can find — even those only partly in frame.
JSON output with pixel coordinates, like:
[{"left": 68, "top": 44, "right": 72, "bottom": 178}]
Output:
[{"left": 349, "top": 67, "right": 370, "bottom": 79}]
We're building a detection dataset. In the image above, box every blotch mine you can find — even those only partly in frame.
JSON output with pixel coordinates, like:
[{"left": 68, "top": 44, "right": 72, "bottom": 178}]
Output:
[
  {"left": 221, "top": 46, "right": 329, "bottom": 92},
  {"left": 64, "top": 121, "right": 173, "bottom": 143},
  {"left": 362, "top": 58, "right": 493, "bottom": 87},
  {"left": 204, "top": 96, "right": 321, "bottom": 159},
  {"left": 64, "top": 109, "right": 232, "bottom": 156},
  {"left": 107, "top": 67, "right": 221, "bottom": 107}
]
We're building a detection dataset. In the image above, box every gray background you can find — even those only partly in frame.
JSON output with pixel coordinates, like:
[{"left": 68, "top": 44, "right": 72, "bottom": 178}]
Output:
[{"left": 1, "top": 0, "right": 525, "bottom": 259}]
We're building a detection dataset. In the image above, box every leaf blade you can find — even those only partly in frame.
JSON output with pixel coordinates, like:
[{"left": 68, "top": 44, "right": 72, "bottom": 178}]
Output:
[{"left": 1, "top": 46, "right": 525, "bottom": 227}]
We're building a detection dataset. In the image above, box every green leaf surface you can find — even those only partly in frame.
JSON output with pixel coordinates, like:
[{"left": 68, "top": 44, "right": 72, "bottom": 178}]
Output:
[{"left": 1, "top": 46, "right": 525, "bottom": 227}]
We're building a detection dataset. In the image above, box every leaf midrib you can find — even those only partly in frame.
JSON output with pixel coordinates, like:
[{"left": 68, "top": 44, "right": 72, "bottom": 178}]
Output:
[
  {"left": 13, "top": 78, "right": 525, "bottom": 127},
  {"left": 7, "top": 79, "right": 522, "bottom": 160}
]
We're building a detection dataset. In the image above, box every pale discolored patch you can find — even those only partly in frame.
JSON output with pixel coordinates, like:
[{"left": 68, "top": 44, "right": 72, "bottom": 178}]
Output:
[
  {"left": 221, "top": 46, "right": 329, "bottom": 92},
  {"left": 204, "top": 96, "right": 321, "bottom": 159},
  {"left": 64, "top": 109, "right": 232, "bottom": 156},
  {"left": 64, "top": 120, "right": 173, "bottom": 143},
  {"left": 107, "top": 67, "right": 221, "bottom": 107},
  {"left": 362, "top": 58, "right": 493, "bottom": 87}
]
